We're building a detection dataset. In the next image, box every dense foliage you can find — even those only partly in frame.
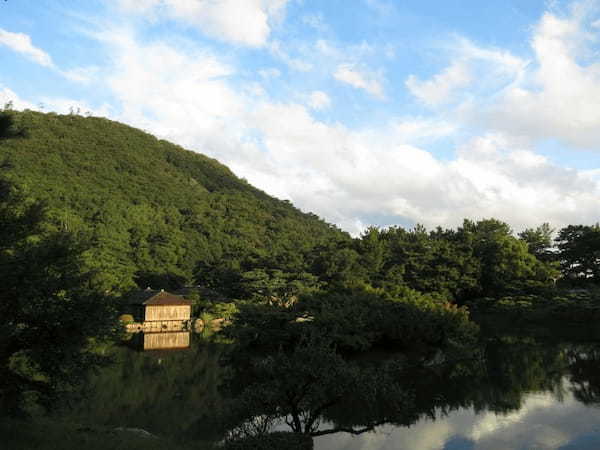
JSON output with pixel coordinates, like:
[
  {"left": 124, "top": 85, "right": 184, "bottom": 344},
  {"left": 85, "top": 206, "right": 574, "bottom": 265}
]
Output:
[
  {"left": 347, "top": 220, "right": 556, "bottom": 301},
  {"left": 0, "top": 180, "right": 116, "bottom": 416},
  {"left": 226, "top": 286, "right": 477, "bottom": 354},
  {"left": 556, "top": 224, "right": 600, "bottom": 282},
  {"left": 0, "top": 109, "right": 346, "bottom": 294}
]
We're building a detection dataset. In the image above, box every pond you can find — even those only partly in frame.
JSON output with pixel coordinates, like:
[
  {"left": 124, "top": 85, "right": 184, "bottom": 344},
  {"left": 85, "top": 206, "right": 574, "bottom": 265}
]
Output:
[{"left": 60, "top": 331, "right": 600, "bottom": 450}]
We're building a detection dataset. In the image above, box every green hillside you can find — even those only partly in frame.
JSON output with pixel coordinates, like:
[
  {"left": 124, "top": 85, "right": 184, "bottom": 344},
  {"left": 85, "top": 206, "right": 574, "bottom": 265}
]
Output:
[{"left": 0, "top": 109, "right": 347, "bottom": 293}]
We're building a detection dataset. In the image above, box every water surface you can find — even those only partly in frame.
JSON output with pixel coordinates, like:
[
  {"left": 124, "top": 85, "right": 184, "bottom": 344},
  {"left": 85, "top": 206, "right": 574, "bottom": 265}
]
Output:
[
  {"left": 64, "top": 332, "right": 600, "bottom": 449},
  {"left": 315, "top": 380, "right": 600, "bottom": 449}
]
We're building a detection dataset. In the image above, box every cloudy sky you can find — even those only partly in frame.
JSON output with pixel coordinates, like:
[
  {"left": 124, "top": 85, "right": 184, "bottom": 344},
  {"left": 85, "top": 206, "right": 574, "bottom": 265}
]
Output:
[{"left": 2, "top": 0, "right": 600, "bottom": 235}]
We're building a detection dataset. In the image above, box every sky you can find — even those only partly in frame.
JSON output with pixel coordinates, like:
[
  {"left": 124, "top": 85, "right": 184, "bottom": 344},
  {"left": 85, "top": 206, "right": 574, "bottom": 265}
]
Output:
[{"left": 2, "top": 0, "right": 600, "bottom": 235}]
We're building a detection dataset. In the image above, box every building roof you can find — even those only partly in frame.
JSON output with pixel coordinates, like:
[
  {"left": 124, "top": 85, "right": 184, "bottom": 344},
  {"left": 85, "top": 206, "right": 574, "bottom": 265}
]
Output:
[{"left": 129, "top": 288, "right": 192, "bottom": 306}]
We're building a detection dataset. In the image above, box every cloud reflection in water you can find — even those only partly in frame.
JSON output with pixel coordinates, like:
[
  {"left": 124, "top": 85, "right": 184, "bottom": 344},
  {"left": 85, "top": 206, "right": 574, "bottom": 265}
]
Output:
[{"left": 315, "top": 379, "right": 600, "bottom": 450}]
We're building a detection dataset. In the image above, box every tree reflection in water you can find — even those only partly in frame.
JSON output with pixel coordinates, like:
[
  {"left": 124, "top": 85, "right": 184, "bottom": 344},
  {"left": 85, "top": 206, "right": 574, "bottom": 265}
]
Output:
[
  {"left": 63, "top": 335, "right": 225, "bottom": 444},
  {"left": 567, "top": 344, "right": 600, "bottom": 406},
  {"left": 221, "top": 334, "right": 600, "bottom": 448}
]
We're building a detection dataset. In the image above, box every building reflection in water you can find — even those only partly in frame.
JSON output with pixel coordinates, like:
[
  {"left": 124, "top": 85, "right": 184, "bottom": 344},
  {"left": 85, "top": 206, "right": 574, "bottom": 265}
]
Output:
[{"left": 128, "top": 331, "right": 191, "bottom": 351}]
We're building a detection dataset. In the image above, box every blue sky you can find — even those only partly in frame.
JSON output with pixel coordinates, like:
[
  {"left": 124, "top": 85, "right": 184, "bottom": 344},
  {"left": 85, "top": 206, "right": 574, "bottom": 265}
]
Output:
[{"left": 1, "top": 0, "right": 600, "bottom": 234}]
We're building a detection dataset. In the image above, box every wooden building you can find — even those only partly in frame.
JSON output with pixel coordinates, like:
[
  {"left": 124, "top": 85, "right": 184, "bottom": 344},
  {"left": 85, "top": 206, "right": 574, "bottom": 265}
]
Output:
[{"left": 129, "top": 288, "right": 192, "bottom": 325}]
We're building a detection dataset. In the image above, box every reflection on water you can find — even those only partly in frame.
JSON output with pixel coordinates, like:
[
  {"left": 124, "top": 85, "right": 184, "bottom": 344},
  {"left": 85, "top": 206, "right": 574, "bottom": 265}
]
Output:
[
  {"left": 125, "top": 330, "right": 192, "bottom": 351},
  {"left": 225, "top": 336, "right": 600, "bottom": 450},
  {"left": 142, "top": 331, "right": 191, "bottom": 350},
  {"left": 64, "top": 334, "right": 224, "bottom": 442},
  {"left": 315, "top": 379, "right": 600, "bottom": 450},
  {"left": 63, "top": 334, "right": 600, "bottom": 449}
]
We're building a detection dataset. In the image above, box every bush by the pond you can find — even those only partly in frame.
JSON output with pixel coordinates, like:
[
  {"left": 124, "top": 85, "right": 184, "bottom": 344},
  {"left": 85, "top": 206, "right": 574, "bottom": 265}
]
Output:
[
  {"left": 118, "top": 314, "right": 134, "bottom": 323},
  {"left": 200, "top": 311, "right": 215, "bottom": 324},
  {"left": 199, "top": 302, "right": 239, "bottom": 328},
  {"left": 209, "top": 301, "right": 239, "bottom": 320},
  {"left": 228, "top": 286, "right": 478, "bottom": 354},
  {"left": 222, "top": 432, "right": 313, "bottom": 450}
]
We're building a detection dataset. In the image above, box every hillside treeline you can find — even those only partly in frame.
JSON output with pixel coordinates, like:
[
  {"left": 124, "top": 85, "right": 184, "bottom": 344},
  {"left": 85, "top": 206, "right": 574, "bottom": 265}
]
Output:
[
  {"left": 1, "top": 109, "right": 599, "bottom": 304},
  {"left": 0, "top": 109, "right": 346, "bottom": 293}
]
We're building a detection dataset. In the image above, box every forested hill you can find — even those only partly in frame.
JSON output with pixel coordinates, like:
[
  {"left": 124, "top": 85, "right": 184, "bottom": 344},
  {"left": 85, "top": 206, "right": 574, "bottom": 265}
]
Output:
[{"left": 0, "top": 109, "right": 348, "bottom": 292}]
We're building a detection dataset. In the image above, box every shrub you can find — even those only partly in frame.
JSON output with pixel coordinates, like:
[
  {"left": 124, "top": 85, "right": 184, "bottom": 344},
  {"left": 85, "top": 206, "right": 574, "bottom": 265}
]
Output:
[
  {"left": 199, "top": 311, "right": 215, "bottom": 326},
  {"left": 209, "top": 302, "right": 239, "bottom": 320},
  {"left": 118, "top": 314, "right": 135, "bottom": 323}
]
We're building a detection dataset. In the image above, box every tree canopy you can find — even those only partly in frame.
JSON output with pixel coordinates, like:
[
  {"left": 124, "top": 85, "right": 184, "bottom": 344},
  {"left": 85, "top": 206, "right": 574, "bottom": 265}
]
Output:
[{"left": 0, "top": 180, "right": 116, "bottom": 416}]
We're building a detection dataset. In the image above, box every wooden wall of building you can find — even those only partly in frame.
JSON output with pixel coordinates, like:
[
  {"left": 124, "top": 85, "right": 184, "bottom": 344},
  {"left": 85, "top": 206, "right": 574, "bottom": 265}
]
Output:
[
  {"left": 143, "top": 331, "right": 190, "bottom": 350},
  {"left": 144, "top": 305, "right": 191, "bottom": 321}
]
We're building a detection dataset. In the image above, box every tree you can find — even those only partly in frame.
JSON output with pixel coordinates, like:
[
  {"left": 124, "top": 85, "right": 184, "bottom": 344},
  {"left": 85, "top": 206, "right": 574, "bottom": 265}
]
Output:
[
  {"left": 311, "top": 242, "right": 365, "bottom": 287},
  {"left": 459, "top": 219, "right": 555, "bottom": 296},
  {"left": 239, "top": 268, "right": 320, "bottom": 305},
  {"left": 555, "top": 224, "right": 600, "bottom": 283},
  {"left": 365, "top": 225, "right": 479, "bottom": 300},
  {"left": 0, "top": 109, "right": 27, "bottom": 140},
  {"left": 356, "top": 226, "right": 387, "bottom": 284},
  {"left": 0, "top": 180, "right": 116, "bottom": 416},
  {"left": 519, "top": 223, "right": 555, "bottom": 261}
]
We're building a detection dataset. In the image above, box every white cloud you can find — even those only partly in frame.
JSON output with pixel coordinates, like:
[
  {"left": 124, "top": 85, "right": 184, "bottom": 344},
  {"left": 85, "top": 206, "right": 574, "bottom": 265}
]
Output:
[
  {"left": 98, "top": 30, "right": 243, "bottom": 131},
  {"left": 117, "top": 0, "right": 161, "bottom": 15},
  {"left": 456, "top": 37, "right": 528, "bottom": 76},
  {"left": 241, "top": 101, "right": 600, "bottom": 234},
  {"left": 40, "top": 97, "right": 113, "bottom": 117},
  {"left": 0, "top": 85, "right": 110, "bottom": 118},
  {"left": 307, "top": 91, "right": 331, "bottom": 110},
  {"left": 0, "top": 28, "right": 98, "bottom": 85},
  {"left": 0, "top": 86, "right": 37, "bottom": 110},
  {"left": 269, "top": 40, "right": 313, "bottom": 71},
  {"left": 391, "top": 118, "right": 456, "bottom": 141},
  {"left": 334, "top": 64, "right": 385, "bottom": 99},
  {"left": 476, "top": 7, "right": 600, "bottom": 149},
  {"left": 118, "top": 0, "right": 289, "bottom": 47},
  {"left": 405, "top": 36, "right": 528, "bottom": 108},
  {"left": 411, "top": 6, "right": 600, "bottom": 150},
  {"left": 0, "top": 28, "right": 53, "bottom": 67},
  {"left": 61, "top": 66, "right": 99, "bottom": 84},
  {"left": 406, "top": 61, "right": 471, "bottom": 107}
]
